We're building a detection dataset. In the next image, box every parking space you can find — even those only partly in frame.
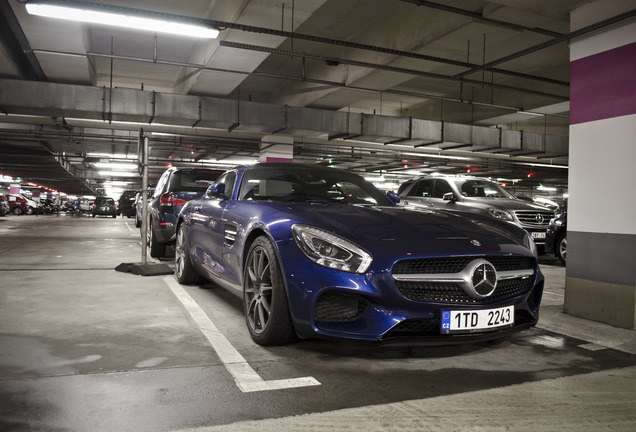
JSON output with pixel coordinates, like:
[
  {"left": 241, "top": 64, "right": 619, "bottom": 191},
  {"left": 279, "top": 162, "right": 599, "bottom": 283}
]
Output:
[{"left": 1, "top": 215, "right": 635, "bottom": 431}]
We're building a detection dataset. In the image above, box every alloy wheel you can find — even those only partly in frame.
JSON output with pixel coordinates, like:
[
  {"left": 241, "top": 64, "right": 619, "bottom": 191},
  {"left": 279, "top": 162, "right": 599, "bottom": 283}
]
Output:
[{"left": 244, "top": 245, "right": 273, "bottom": 335}]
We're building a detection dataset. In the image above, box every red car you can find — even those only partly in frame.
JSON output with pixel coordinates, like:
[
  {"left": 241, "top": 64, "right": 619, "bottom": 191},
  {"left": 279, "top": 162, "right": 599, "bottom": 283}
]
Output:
[{"left": 7, "top": 195, "right": 30, "bottom": 215}]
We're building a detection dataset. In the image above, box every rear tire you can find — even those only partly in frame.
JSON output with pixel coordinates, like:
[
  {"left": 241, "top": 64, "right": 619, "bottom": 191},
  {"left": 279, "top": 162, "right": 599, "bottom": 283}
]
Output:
[
  {"left": 148, "top": 220, "right": 166, "bottom": 258},
  {"left": 175, "top": 224, "right": 203, "bottom": 284},
  {"left": 243, "top": 236, "right": 296, "bottom": 346},
  {"left": 13, "top": 207, "right": 22, "bottom": 216}
]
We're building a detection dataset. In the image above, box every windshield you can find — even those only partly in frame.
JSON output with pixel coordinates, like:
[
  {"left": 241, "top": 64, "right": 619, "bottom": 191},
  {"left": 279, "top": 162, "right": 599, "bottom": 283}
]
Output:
[
  {"left": 452, "top": 179, "right": 516, "bottom": 199},
  {"left": 238, "top": 166, "right": 392, "bottom": 206},
  {"left": 172, "top": 170, "right": 223, "bottom": 192}
]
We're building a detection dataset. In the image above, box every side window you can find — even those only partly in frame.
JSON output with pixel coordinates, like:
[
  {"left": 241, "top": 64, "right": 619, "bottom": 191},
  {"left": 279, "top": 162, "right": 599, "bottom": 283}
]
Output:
[
  {"left": 410, "top": 179, "right": 434, "bottom": 197},
  {"left": 216, "top": 172, "right": 237, "bottom": 200},
  {"left": 154, "top": 172, "right": 169, "bottom": 197},
  {"left": 431, "top": 179, "right": 453, "bottom": 198}
]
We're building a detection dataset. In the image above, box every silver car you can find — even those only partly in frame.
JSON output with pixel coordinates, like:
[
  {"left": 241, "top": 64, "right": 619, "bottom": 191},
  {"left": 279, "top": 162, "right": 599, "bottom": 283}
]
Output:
[{"left": 398, "top": 176, "right": 554, "bottom": 246}]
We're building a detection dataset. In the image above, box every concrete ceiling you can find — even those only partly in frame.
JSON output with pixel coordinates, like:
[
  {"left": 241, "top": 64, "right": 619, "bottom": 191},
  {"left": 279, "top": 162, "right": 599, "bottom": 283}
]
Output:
[{"left": 0, "top": 0, "right": 624, "bottom": 197}]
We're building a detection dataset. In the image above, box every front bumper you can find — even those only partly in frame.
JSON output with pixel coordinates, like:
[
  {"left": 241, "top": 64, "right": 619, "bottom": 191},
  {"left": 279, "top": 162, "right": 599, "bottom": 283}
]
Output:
[{"left": 279, "top": 242, "right": 544, "bottom": 344}]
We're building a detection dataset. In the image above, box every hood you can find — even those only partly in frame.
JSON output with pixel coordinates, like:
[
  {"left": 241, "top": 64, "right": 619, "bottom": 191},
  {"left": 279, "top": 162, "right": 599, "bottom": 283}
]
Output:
[
  {"left": 270, "top": 203, "right": 529, "bottom": 257},
  {"left": 460, "top": 197, "right": 551, "bottom": 212}
]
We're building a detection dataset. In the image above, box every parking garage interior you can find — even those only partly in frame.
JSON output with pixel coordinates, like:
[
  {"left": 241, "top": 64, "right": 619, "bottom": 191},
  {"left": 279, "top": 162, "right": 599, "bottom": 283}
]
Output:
[{"left": 1, "top": 0, "right": 635, "bottom": 431}]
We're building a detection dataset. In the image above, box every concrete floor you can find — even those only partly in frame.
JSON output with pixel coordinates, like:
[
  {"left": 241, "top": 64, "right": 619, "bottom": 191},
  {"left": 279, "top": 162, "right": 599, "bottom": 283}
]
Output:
[{"left": 0, "top": 214, "right": 635, "bottom": 431}]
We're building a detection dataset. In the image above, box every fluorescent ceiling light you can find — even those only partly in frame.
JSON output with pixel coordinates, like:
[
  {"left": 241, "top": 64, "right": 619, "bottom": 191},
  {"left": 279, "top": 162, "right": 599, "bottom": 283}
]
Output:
[
  {"left": 516, "top": 111, "right": 545, "bottom": 117},
  {"left": 536, "top": 185, "right": 557, "bottom": 191},
  {"left": 98, "top": 171, "right": 139, "bottom": 177},
  {"left": 26, "top": 3, "right": 219, "bottom": 39},
  {"left": 94, "top": 162, "right": 137, "bottom": 170}
]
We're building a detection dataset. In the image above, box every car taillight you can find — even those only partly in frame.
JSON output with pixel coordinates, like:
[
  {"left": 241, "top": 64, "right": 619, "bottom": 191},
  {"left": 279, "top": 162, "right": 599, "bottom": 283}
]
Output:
[
  {"left": 93, "top": 203, "right": 96, "bottom": 209},
  {"left": 159, "top": 192, "right": 188, "bottom": 207}
]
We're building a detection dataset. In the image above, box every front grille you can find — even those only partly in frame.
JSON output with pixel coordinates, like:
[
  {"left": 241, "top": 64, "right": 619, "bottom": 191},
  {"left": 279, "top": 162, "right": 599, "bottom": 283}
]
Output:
[
  {"left": 392, "top": 256, "right": 536, "bottom": 304},
  {"left": 395, "top": 277, "right": 533, "bottom": 304},
  {"left": 393, "top": 256, "right": 535, "bottom": 275},
  {"left": 314, "top": 291, "right": 370, "bottom": 322},
  {"left": 514, "top": 210, "right": 554, "bottom": 228}
]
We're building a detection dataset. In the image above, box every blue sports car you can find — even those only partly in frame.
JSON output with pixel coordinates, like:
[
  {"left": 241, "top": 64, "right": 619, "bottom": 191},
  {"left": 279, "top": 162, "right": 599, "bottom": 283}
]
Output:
[{"left": 176, "top": 163, "right": 543, "bottom": 346}]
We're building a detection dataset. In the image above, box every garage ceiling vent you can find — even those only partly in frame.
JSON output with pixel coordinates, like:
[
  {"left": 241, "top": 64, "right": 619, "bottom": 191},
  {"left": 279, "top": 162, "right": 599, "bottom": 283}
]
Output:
[{"left": 0, "top": 79, "right": 568, "bottom": 159}]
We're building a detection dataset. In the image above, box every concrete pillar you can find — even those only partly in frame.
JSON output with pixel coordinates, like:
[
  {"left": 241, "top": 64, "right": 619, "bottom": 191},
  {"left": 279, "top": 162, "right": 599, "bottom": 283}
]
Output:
[
  {"left": 565, "top": 0, "right": 636, "bottom": 328},
  {"left": 259, "top": 135, "right": 294, "bottom": 163}
]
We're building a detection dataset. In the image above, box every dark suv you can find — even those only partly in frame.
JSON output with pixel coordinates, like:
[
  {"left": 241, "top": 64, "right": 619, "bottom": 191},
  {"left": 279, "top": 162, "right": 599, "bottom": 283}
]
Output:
[
  {"left": 398, "top": 176, "right": 555, "bottom": 246},
  {"left": 91, "top": 196, "right": 117, "bottom": 218},
  {"left": 545, "top": 203, "right": 567, "bottom": 265},
  {"left": 147, "top": 167, "right": 223, "bottom": 257},
  {"left": 118, "top": 190, "right": 138, "bottom": 218}
]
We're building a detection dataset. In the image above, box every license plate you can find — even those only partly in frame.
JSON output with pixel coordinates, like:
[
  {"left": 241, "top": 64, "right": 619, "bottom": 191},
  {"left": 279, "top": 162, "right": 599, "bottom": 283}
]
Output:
[
  {"left": 441, "top": 306, "right": 514, "bottom": 334},
  {"left": 530, "top": 231, "right": 546, "bottom": 239}
]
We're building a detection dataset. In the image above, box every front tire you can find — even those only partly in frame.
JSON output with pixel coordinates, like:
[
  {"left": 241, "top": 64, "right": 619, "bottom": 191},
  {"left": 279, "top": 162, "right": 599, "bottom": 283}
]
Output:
[
  {"left": 175, "top": 224, "right": 203, "bottom": 284},
  {"left": 243, "top": 236, "right": 296, "bottom": 346},
  {"left": 13, "top": 207, "right": 22, "bottom": 216},
  {"left": 556, "top": 233, "right": 567, "bottom": 266}
]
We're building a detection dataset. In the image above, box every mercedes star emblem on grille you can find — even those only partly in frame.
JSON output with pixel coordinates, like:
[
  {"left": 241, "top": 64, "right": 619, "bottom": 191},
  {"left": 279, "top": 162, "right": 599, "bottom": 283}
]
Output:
[{"left": 470, "top": 261, "right": 498, "bottom": 298}]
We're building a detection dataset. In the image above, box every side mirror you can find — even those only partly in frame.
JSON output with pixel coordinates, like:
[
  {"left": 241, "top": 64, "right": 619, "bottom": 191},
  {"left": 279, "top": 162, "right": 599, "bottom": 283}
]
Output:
[
  {"left": 443, "top": 192, "right": 456, "bottom": 202},
  {"left": 385, "top": 191, "right": 400, "bottom": 204},
  {"left": 206, "top": 182, "right": 226, "bottom": 198}
]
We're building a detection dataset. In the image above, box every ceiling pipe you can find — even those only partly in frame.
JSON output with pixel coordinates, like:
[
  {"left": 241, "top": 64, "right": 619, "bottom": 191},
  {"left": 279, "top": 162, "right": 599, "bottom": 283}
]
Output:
[
  {"left": 220, "top": 41, "right": 568, "bottom": 100},
  {"left": 455, "top": 8, "right": 636, "bottom": 79},
  {"left": 30, "top": 48, "right": 550, "bottom": 115},
  {"left": 398, "top": 0, "right": 564, "bottom": 38}
]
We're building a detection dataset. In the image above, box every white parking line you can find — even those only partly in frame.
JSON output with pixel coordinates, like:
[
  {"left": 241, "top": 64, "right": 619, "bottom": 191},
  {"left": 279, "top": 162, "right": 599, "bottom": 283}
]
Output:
[{"left": 162, "top": 276, "right": 321, "bottom": 393}]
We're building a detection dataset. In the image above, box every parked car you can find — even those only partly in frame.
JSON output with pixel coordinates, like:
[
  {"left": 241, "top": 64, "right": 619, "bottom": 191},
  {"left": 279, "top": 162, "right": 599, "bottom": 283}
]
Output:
[
  {"left": 61, "top": 201, "right": 76, "bottom": 212},
  {"left": 398, "top": 176, "right": 554, "bottom": 247},
  {"left": 75, "top": 198, "right": 93, "bottom": 213},
  {"left": 7, "top": 195, "right": 29, "bottom": 215},
  {"left": 175, "top": 163, "right": 543, "bottom": 346},
  {"left": 545, "top": 203, "right": 567, "bottom": 265},
  {"left": 0, "top": 194, "right": 9, "bottom": 216},
  {"left": 147, "top": 167, "right": 223, "bottom": 257},
  {"left": 40, "top": 198, "right": 58, "bottom": 213},
  {"left": 91, "top": 196, "right": 117, "bottom": 217},
  {"left": 134, "top": 189, "right": 152, "bottom": 228},
  {"left": 21, "top": 194, "right": 43, "bottom": 214},
  {"left": 118, "top": 190, "right": 138, "bottom": 218}
]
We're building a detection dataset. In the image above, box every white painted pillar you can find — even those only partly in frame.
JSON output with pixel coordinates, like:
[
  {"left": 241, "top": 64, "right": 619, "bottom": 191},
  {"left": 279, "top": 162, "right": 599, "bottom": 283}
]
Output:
[
  {"left": 565, "top": 0, "right": 636, "bottom": 328},
  {"left": 259, "top": 135, "right": 294, "bottom": 163}
]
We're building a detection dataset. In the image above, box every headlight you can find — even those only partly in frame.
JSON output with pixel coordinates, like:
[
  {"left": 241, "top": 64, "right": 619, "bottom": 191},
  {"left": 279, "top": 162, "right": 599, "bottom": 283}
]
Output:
[
  {"left": 487, "top": 208, "right": 514, "bottom": 222},
  {"left": 292, "top": 225, "right": 372, "bottom": 274},
  {"left": 523, "top": 233, "right": 538, "bottom": 257}
]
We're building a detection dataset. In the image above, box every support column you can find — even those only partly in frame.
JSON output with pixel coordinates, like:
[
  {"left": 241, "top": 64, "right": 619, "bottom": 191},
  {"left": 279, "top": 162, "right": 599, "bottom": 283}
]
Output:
[
  {"left": 259, "top": 135, "right": 294, "bottom": 163},
  {"left": 565, "top": 0, "right": 636, "bottom": 328}
]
